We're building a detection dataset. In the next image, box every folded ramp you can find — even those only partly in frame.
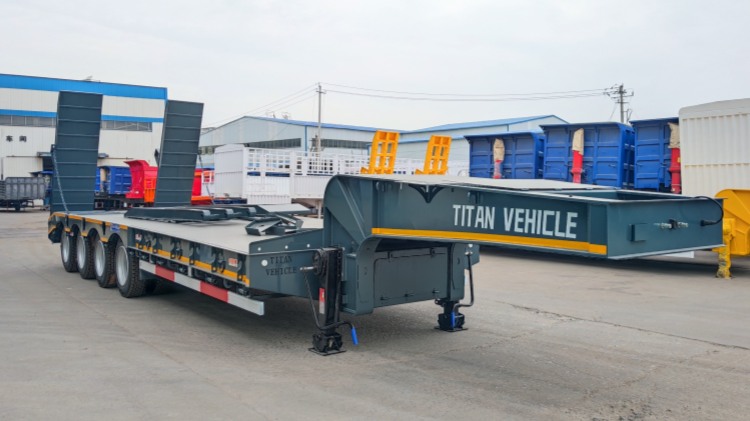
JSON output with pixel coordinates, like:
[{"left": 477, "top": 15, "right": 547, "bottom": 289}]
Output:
[
  {"left": 50, "top": 91, "right": 103, "bottom": 213},
  {"left": 153, "top": 100, "right": 204, "bottom": 207}
]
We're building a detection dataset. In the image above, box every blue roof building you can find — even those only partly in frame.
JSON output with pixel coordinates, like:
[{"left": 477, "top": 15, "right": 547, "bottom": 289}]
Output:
[
  {"left": 0, "top": 73, "right": 168, "bottom": 177},
  {"left": 199, "top": 114, "right": 568, "bottom": 167},
  {"left": 398, "top": 115, "right": 568, "bottom": 161}
]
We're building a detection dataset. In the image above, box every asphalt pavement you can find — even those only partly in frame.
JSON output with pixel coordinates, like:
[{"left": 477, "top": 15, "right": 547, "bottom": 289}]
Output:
[{"left": 1, "top": 209, "right": 748, "bottom": 420}]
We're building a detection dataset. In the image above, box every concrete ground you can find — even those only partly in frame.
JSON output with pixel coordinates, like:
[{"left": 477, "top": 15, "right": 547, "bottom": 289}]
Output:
[{"left": 1, "top": 209, "right": 748, "bottom": 420}]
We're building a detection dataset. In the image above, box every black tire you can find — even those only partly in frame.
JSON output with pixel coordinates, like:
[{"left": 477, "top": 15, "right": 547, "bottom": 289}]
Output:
[
  {"left": 60, "top": 230, "right": 78, "bottom": 273},
  {"left": 114, "top": 240, "right": 146, "bottom": 298},
  {"left": 95, "top": 236, "right": 117, "bottom": 288},
  {"left": 77, "top": 232, "right": 96, "bottom": 279}
]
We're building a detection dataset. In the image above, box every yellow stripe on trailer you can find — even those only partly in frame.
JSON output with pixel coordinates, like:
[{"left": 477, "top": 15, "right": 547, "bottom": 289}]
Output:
[
  {"left": 371, "top": 227, "right": 607, "bottom": 255},
  {"left": 150, "top": 249, "right": 250, "bottom": 286}
]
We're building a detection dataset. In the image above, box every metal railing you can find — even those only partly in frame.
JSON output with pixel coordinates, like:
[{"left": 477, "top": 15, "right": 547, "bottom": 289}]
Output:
[{"left": 241, "top": 148, "right": 467, "bottom": 177}]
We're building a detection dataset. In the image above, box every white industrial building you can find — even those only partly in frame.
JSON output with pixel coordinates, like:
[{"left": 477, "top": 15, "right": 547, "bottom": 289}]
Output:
[
  {"left": 397, "top": 115, "right": 568, "bottom": 161},
  {"left": 199, "top": 116, "right": 384, "bottom": 166},
  {"left": 199, "top": 114, "right": 567, "bottom": 166},
  {"left": 0, "top": 73, "right": 167, "bottom": 178}
]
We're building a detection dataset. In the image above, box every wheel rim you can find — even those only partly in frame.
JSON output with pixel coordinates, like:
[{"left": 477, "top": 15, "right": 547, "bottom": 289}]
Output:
[
  {"left": 61, "top": 234, "right": 70, "bottom": 262},
  {"left": 94, "top": 240, "right": 105, "bottom": 277},
  {"left": 76, "top": 235, "right": 86, "bottom": 267},
  {"left": 115, "top": 244, "right": 128, "bottom": 287}
]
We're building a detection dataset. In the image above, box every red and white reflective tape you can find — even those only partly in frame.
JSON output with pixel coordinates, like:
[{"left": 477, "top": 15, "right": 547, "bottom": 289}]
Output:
[{"left": 139, "top": 260, "right": 264, "bottom": 316}]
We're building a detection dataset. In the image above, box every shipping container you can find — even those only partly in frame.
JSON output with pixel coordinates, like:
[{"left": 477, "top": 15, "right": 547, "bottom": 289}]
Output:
[
  {"left": 465, "top": 132, "right": 544, "bottom": 179},
  {"left": 631, "top": 118, "right": 678, "bottom": 191},
  {"left": 542, "top": 122, "right": 635, "bottom": 188},
  {"left": 101, "top": 166, "right": 132, "bottom": 195},
  {"left": 95, "top": 169, "right": 102, "bottom": 192},
  {"left": 679, "top": 98, "right": 750, "bottom": 197},
  {"left": 245, "top": 176, "right": 292, "bottom": 204},
  {"left": 0, "top": 177, "right": 47, "bottom": 200}
]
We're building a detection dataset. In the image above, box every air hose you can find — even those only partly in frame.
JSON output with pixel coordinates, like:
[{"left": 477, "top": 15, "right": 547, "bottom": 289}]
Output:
[
  {"left": 697, "top": 196, "right": 724, "bottom": 226},
  {"left": 451, "top": 250, "right": 476, "bottom": 328}
]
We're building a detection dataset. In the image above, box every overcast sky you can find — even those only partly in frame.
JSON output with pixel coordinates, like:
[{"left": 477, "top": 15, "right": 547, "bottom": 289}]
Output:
[{"left": 2, "top": 0, "right": 748, "bottom": 130}]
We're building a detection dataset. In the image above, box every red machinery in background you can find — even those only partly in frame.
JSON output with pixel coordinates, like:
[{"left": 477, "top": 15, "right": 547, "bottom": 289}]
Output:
[{"left": 124, "top": 160, "right": 213, "bottom": 206}]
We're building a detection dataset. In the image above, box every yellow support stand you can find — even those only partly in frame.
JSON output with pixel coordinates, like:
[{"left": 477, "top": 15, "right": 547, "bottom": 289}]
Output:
[
  {"left": 716, "top": 219, "right": 734, "bottom": 279},
  {"left": 714, "top": 189, "right": 750, "bottom": 278},
  {"left": 361, "top": 131, "right": 400, "bottom": 174},
  {"left": 416, "top": 135, "right": 452, "bottom": 175}
]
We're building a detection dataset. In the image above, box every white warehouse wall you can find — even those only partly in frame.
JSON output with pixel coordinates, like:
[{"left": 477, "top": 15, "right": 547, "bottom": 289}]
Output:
[
  {"left": 0, "top": 156, "right": 42, "bottom": 178},
  {"left": 0, "top": 126, "right": 56, "bottom": 157},
  {"left": 100, "top": 123, "right": 164, "bottom": 166},
  {"left": 0, "top": 88, "right": 58, "bottom": 112},
  {"left": 201, "top": 117, "right": 379, "bottom": 150}
]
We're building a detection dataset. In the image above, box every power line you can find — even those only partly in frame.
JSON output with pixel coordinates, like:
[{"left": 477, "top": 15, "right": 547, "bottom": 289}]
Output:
[
  {"left": 206, "top": 82, "right": 622, "bottom": 129},
  {"left": 608, "top": 101, "right": 619, "bottom": 121},
  {"left": 265, "top": 93, "right": 317, "bottom": 114},
  {"left": 251, "top": 92, "right": 318, "bottom": 118},
  {"left": 324, "top": 82, "right": 610, "bottom": 97},
  {"left": 326, "top": 89, "right": 608, "bottom": 102},
  {"left": 246, "top": 84, "right": 318, "bottom": 115},
  {"left": 205, "top": 83, "right": 318, "bottom": 127}
]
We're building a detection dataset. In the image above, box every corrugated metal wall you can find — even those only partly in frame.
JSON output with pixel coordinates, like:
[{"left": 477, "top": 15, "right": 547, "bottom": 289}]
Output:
[
  {"left": 398, "top": 139, "right": 471, "bottom": 161},
  {"left": 398, "top": 116, "right": 567, "bottom": 162},
  {"left": 679, "top": 98, "right": 750, "bottom": 196},
  {"left": 200, "top": 117, "right": 377, "bottom": 150},
  {"left": 102, "top": 96, "right": 164, "bottom": 119},
  {"left": 0, "top": 88, "right": 58, "bottom": 112}
]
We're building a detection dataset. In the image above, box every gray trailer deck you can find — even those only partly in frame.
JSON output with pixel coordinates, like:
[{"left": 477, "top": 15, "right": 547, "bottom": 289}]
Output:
[{"left": 54, "top": 211, "right": 323, "bottom": 254}]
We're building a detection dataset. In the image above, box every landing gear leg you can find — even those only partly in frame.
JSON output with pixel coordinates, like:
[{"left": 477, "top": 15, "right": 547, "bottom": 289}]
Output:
[
  {"left": 302, "top": 248, "right": 358, "bottom": 356},
  {"left": 436, "top": 250, "right": 475, "bottom": 332},
  {"left": 436, "top": 299, "right": 466, "bottom": 331},
  {"left": 311, "top": 331, "right": 344, "bottom": 356}
]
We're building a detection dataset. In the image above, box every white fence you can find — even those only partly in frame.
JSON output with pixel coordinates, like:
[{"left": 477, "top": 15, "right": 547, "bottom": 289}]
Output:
[{"left": 212, "top": 145, "right": 469, "bottom": 204}]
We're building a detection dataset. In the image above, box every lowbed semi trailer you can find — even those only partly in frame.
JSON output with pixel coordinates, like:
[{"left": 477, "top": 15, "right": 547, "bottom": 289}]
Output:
[
  {"left": 48, "top": 174, "right": 724, "bottom": 354},
  {"left": 44, "top": 91, "right": 725, "bottom": 354}
]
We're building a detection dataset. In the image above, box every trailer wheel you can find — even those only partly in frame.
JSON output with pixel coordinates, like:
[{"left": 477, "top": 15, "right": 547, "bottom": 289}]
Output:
[
  {"left": 115, "top": 240, "right": 146, "bottom": 298},
  {"left": 94, "top": 237, "right": 116, "bottom": 288},
  {"left": 77, "top": 232, "right": 96, "bottom": 280},
  {"left": 60, "top": 230, "right": 78, "bottom": 273}
]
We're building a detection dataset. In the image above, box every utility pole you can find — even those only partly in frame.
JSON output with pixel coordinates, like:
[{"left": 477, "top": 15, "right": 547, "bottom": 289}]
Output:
[
  {"left": 617, "top": 84, "right": 626, "bottom": 123},
  {"left": 607, "top": 84, "right": 634, "bottom": 123},
  {"left": 315, "top": 82, "right": 324, "bottom": 153}
]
